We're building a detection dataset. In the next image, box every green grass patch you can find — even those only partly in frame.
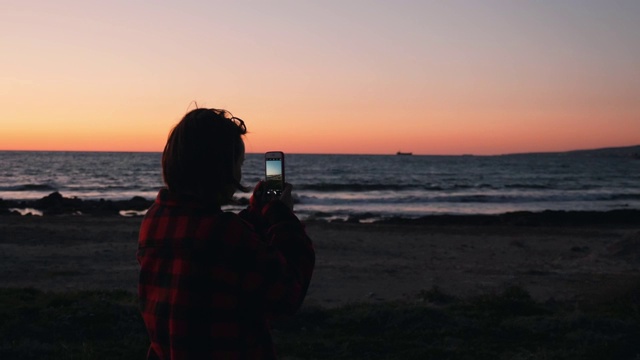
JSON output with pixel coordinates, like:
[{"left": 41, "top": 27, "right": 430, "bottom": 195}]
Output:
[
  {"left": 0, "top": 288, "right": 147, "bottom": 359},
  {"left": 1, "top": 286, "right": 639, "bottom": 359}
]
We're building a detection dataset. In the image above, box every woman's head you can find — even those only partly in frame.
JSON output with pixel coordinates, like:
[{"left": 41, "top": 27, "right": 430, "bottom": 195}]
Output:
[{"left": 162, "top": 107, "right": 248, "bottom": 204}]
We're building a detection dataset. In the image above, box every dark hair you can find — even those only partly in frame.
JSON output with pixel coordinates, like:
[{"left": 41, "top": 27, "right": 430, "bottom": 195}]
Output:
[{"left": 162, "top": 108, "right": 248, "bottom": 204}]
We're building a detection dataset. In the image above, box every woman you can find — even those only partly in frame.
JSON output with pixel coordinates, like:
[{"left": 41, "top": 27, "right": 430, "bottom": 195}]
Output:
[{"left": 137, "top": 107, "right": 315, "bottom": 359}]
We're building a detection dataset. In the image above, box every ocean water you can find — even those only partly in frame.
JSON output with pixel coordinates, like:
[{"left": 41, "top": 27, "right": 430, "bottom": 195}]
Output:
[{"left": 1, "top": 151, "right": 639, "bottom": 221}]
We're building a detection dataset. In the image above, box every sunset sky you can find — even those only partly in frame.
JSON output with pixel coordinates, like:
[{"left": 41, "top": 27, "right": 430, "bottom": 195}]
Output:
[{"left": 2, "top": 0, "right": 639, "bottom": 155}]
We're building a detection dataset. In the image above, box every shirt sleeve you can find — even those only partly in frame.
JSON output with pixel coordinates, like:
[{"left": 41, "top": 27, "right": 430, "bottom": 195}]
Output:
[{"left": 229, "top": 202, "right": 315, "bottom": 317}]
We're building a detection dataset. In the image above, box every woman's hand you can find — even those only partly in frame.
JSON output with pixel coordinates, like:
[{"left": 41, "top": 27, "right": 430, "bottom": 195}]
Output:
[
  {"left": 278, "top": 183, "right": 294, "bottom": 211},
  {"left": 250, "top": 181, "right": 294, "bottom": 212}
]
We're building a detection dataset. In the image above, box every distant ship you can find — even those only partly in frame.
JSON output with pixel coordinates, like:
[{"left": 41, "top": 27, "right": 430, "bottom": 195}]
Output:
[{"left": 396, "top": 151, "right": 412, "bottom": 156}]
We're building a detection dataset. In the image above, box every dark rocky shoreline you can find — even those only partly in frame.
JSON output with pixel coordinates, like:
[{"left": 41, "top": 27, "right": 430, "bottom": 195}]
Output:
[
  {"left": 372, "top": 208, "right": 640, "bottom": 227},
  {"left": 0, "top": 192, "right": 255, "bottom": 217},
  {"left": 0, "top": 192, "right": 154, "bottom": 216},
  {"left": 3, "top": 192, "right": 639, "bottom": 228}
]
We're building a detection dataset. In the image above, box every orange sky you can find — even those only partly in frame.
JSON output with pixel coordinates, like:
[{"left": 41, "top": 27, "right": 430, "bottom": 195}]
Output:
[{"left": 1, "top": 1, "right": 639, "bottom": 155}]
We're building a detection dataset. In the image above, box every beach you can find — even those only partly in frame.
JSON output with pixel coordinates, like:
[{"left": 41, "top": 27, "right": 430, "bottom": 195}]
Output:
[{"left": 2, "top": 214, "right": 639, "bottom": 307}]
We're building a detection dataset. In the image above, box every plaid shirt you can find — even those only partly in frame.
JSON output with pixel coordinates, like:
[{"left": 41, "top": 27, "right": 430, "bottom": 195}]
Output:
[{"left": 137, "top": 189, "right": 315, "bottom": 359}]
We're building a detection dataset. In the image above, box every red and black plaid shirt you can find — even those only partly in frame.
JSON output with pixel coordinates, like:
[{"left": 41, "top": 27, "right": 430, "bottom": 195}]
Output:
[{"left": 137, "top": 189, "right": 315, "bottom": 359}]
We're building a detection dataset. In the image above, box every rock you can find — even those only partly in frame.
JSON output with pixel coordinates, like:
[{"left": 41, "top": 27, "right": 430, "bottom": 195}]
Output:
[
  {"left": 122, "top": 196, "right": 153, "bottom": 210},
  {"left": 36, "top": 192, "right": 64, "bottom": 209}
]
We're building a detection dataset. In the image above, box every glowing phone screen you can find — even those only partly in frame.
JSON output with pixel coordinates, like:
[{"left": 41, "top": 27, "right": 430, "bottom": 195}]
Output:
[{"left": 265, "top": 157, "right": 283, "bottom": 192}]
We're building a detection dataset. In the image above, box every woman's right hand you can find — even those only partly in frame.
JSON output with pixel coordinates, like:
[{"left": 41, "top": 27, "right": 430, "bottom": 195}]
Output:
[
  {"left": 250, "top": 181, "right": 294, "bottom": 212},
  {"left": 277, "top": 183, "right": 294, "bottom": 211}
]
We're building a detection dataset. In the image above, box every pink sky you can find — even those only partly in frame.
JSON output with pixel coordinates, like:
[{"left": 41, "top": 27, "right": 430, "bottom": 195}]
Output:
[{"left": 1, "top": 1, "right": 639, "bottom": 155}]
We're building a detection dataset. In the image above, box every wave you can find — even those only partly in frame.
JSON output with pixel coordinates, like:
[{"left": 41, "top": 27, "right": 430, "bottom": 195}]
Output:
[
  {"left": 299, "top": 183, "right": 421, "bottom": 191},
  {"left": 298, "top": 192, "right": 640, "bottom": 205},
  {"left": 65, "top": 184, "right": 155, "bottom": 191},
  {"left": 504, "top": 184, "right": 552, "bottom": 190},
  {"left": 610, "top": 193, "right": 640, "bottom": 200},
  {"left": 297, "top": 183, "right": 492, "bottom": 192},
  {"left": 296, "top": 182, "right": 618, "bottom": 192},
  {"left": 0, "top": 183, "right": 58, "bottom": 192}
]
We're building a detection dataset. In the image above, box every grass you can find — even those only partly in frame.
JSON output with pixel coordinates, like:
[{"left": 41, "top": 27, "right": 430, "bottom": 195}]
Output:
[
  {"left": 1, "top": 286, "right": 639, "bottom": 359},
  {"left": 0, "top": 288, "right": 147, "bottom": 359}
]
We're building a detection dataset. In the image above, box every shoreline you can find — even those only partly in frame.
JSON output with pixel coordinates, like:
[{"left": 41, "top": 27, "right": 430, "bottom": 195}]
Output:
[
  {"left": 1, "top": 214, "right": 639, "bottom": 308},
  {"left": 2, "top": 191, "right": 640, "bottom": 226}
]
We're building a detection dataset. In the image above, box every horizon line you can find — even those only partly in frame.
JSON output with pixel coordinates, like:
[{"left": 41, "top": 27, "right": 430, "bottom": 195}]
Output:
[{"left": 1, "top": 144, "right": 639, "bottom": 157}]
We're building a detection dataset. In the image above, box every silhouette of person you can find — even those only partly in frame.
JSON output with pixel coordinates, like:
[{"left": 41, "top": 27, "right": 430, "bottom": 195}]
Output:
[{"left": 137, "top": 107, "right": 315, "bottom": 359}]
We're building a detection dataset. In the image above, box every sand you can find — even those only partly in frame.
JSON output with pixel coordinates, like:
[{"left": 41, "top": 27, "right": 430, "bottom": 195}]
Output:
[{"left": 1, "top": 215, "right": 639, "bottom": 307}]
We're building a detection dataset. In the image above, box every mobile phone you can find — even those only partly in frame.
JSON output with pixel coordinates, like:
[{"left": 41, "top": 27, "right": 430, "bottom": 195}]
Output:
[{"left": 265, "top": 151, "right": 285, "bottom": 196}]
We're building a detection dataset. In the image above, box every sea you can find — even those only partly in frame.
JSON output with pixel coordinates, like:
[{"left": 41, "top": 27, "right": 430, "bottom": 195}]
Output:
[{"left": 1, "top": 150, "right": 639, "bottom": 221}]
